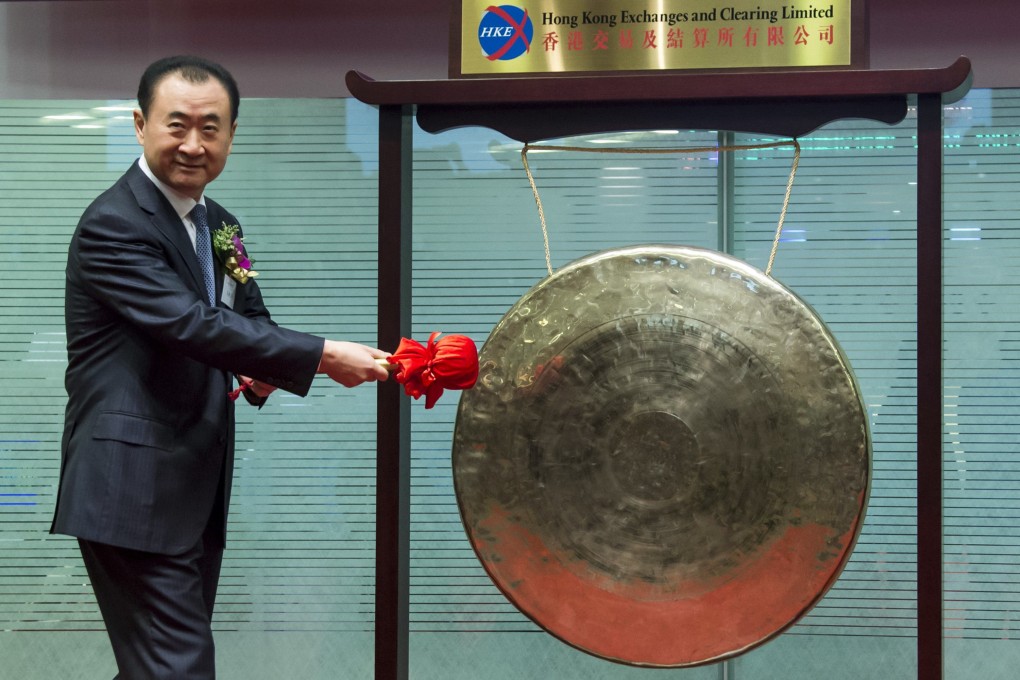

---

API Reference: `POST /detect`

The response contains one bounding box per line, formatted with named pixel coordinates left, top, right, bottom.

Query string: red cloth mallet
left=382, top=331, right=479, bottom=409
left=228, top=332, right=479, bottom=407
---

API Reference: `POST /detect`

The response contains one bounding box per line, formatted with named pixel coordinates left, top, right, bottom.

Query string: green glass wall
left=1, top=90, right=1018, bottom=678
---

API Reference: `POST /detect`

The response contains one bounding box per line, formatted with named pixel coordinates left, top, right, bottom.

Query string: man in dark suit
left=50, top=55, right=390, bottom=679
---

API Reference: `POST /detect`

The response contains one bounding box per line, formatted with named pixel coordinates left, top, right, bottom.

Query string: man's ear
left=227, top=120, right=237, bottom=155
left=133, top=109, right=146, bottom=146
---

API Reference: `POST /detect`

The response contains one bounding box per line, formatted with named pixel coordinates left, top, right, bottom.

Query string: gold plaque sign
left=453, top=0, right=864, bottom=77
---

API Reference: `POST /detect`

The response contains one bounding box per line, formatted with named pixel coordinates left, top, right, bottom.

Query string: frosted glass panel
left=0, top=98, right=378, bottom=679
left=2, top=89, right=1019, bottom=679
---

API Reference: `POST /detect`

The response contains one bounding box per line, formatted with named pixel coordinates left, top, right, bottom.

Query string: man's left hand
left=239, top=375, right=277, bottom=398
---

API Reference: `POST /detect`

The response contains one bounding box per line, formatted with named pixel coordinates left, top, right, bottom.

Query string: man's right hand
left=317, top=340, right=391, bottom=387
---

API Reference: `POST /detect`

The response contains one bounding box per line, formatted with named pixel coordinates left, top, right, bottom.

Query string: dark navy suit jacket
left=51, top=161, right=324, bottom=555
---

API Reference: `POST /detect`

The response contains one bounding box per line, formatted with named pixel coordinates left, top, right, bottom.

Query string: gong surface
left=452, top=245, right=871, bottom=667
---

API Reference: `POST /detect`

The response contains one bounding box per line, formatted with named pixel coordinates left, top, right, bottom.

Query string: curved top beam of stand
left=346, top=57, right=972, bottom=141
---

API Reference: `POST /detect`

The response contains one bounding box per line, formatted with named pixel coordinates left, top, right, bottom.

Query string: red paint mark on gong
left=471, top=504, right=858, bottom=666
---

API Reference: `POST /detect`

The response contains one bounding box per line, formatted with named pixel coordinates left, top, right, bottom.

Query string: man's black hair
left=137, top=55, right=240, bottom=123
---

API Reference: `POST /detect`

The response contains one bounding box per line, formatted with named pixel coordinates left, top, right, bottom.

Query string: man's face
left=133, top=72, right=236, bottom=200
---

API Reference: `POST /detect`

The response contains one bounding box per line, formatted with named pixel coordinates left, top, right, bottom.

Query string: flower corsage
left=212, top=222, right=258, bottom=284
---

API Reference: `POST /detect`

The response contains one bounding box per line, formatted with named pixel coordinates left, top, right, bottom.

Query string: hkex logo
left=477, top=5, right=533, bottom=61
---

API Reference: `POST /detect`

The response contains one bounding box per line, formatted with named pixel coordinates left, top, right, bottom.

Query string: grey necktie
left=190, top=204, right=216, bottom=306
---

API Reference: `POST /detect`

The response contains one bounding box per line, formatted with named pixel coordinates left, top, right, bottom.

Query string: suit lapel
left=125, top=163, right=212, bottom=305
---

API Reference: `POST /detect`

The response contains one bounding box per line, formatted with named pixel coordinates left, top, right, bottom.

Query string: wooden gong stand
left=347, top=56, right=974, bottom=680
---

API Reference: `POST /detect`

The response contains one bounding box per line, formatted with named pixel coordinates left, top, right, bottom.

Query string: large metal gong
left=452, top=245, right=871, bottom=667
